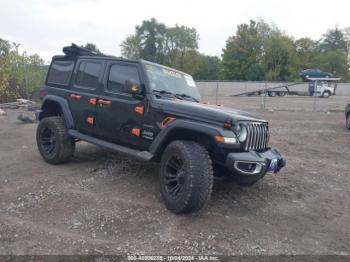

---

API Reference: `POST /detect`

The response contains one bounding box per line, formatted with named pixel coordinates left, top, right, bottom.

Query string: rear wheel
left=160, top=141, right=213, bottom=214
left=36, top=116, right=75, bottom=164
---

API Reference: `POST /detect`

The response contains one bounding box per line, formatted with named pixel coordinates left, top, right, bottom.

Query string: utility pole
left=23, top=51, right=29, bottom=99
left=313, top=80, right=317, bottom=112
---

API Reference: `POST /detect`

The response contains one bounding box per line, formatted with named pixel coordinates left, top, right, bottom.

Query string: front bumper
left=225, top=147, right=286, bottom=176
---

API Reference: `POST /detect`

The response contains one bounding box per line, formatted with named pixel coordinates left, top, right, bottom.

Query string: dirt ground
left=0, top=96, right=350, bottom=256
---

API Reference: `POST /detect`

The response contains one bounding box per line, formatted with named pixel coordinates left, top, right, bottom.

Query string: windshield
left=144, top=63, right=201, bottom=101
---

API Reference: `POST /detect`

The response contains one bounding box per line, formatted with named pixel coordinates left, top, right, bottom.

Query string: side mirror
left=125, top=80, right=143, bottom=97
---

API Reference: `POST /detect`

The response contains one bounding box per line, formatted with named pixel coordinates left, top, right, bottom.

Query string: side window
left=47, top=60, right=74, bottom=86
left=75, top=61, right=102, bottom=89
left=108, top=64, right=140, bottom=93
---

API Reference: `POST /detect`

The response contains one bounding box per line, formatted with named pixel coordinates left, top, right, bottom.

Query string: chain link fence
left=196, top=81, right=350, bottom=112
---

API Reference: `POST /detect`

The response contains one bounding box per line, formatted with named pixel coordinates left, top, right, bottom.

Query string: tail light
left=39, top=88, right=45, bottom=100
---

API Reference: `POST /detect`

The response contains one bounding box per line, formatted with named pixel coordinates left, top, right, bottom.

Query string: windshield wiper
left=152, top=90, right=184, bottom=100
left=175, top=93, right=199, bottom=102
left=152, top=90, right=199, bottom=102
left=152, top=89, right=173, bottom=95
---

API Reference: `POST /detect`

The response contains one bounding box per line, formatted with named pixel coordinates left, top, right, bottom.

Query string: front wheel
left=160, top=141, right=213, bottom=214
left=36, top=116, right=75, bottom=164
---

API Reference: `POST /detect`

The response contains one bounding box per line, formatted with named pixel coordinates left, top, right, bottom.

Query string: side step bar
left=68, top=130, right=153, bottom=161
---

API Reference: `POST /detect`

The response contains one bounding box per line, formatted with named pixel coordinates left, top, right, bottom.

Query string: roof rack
left=62, top=43, right=115, bottom=58
left=62, top=43, right=126, bottom=60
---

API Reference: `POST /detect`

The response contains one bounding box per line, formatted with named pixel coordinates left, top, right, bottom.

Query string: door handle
left=70, top=94, right=81, bottom=100
left=97, top=99, right=112, bottom=105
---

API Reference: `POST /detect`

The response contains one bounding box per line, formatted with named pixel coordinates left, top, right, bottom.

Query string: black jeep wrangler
left=36, top=44, right=286, bottom=214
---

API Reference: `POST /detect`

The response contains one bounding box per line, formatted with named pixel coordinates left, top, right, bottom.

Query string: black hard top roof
left=52, top=43, right=138, bottom=63
left=52, top=43, right=191, bottom=76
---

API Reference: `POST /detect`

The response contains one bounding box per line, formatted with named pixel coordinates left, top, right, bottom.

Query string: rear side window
left=47, top=60, right=74, bottom=86
left=108, top=64, right=140, bottom=93
left=75, top=61, right=102, bottom=89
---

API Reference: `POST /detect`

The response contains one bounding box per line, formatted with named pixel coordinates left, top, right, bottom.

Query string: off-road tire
left=36, top=116, right=75, bottom=164
left=160, top=141, right=213, bottom=214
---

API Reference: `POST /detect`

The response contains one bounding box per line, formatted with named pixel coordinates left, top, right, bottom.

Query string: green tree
left=120, top=18, right=199, bottom=71
left=295, top=37, right=317, bottom=69
left=319, top=27, right=347, bottom=52
left=181, top=51, right=221, bottom=80
left=221, top=20, right=265, bottom=80
left=194, top=55, right=222, bottom=80
left=263, top=33, right=298, bottom=81
left=222, top=19, right=301, bottom=81
left=0, top=39, right=46, bottom=101
left=0, top=38, right=11, bottom=56
left=135, top=18, right=167, bottom=63
left=165, top=25, right=199, bottom=70
left=313, top=50, right=348, bottom=77
left=121, top=35, right=141, bottom=59
left=313, top=27, right=349, bottom=79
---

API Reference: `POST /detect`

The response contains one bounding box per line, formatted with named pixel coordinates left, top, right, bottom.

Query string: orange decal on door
left=131, top=128, right=141, bottom=136
left=87, top=117, right=95, bottom=125
left=89, top=98, right=97, bottom=105
left=134, top=106, right=144, bottom=115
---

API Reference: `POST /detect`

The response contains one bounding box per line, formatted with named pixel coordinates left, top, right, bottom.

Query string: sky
left=1, top=0, right=349, bottom=63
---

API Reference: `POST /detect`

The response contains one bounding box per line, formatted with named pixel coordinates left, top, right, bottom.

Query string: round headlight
left=233, top=124, right=241, bottom=135
left=238, top=124, right=248, bottom=142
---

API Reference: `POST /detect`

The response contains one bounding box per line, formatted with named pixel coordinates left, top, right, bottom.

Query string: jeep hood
left=156, top=99, right=266, bottom=125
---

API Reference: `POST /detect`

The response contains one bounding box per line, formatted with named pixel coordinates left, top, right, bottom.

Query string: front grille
left=243, top=122, right=269, bottom=151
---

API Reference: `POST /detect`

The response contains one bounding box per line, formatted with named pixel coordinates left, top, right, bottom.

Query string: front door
left=96, top=61, right=149, bottom=150
left=69, top=59, right=105, bottom=136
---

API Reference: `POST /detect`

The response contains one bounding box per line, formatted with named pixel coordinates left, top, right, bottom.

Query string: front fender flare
left=149, top=119, right=233, bottom=156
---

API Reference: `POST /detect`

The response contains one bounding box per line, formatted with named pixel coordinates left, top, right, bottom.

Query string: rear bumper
left=225, top=147, right=286, bottom=176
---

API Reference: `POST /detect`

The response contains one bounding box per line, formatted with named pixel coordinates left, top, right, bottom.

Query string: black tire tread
left=37, top=116, right=75, bottom=164
left=160, top=140, right=213, bottom=214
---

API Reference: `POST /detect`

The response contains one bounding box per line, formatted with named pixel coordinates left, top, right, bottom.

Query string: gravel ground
left=0, top=96, right=349, bottom=256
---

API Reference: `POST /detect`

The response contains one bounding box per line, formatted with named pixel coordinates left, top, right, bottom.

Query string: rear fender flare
left=39, top=95, right=75, bottom=129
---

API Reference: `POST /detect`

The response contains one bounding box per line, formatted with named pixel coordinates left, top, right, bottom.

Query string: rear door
left=69, top=59, right=105, bottom=136
left=96, top=61, right=149, bottom=149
